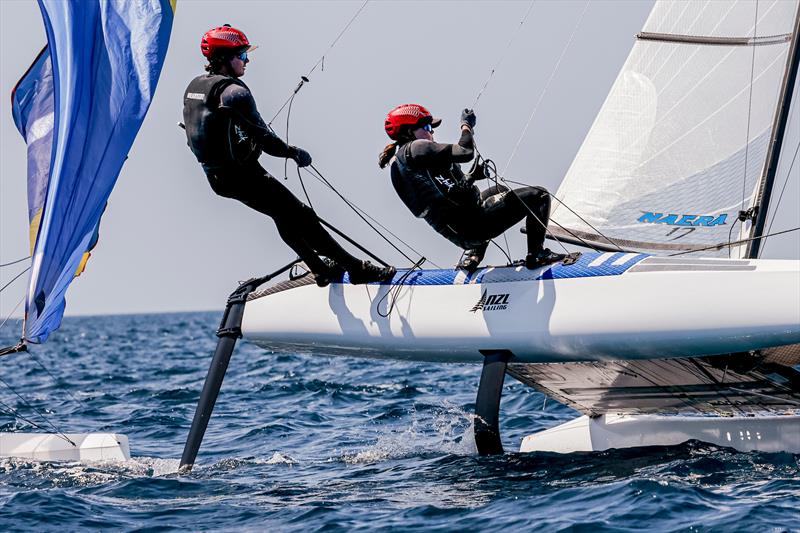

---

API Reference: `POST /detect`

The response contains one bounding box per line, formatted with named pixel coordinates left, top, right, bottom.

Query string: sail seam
left=637, top=31, right=791, bottom=46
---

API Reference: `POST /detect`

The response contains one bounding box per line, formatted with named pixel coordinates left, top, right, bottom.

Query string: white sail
left=552, top=0, right=799, bottom=257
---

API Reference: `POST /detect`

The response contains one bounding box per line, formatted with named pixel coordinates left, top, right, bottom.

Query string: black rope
left=0, top=374, right=76, bottom=446
left=0, top=266, right=30, bottom=294
left=501, top=177, right=625, bottom=253
left=376, top=257, right=425, bottom=318
left=307, top=164, right=421, bottom=265
left=0, top=398, right=67, bottom=436
left=27, top=351, right=89, bottom=411
left=268, top=1, right=370, bottom=125
left=0, top=256, right=30, bottom=268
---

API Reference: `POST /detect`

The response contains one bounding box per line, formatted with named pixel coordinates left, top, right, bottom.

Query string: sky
left=1, top=0, right=798, bottom=320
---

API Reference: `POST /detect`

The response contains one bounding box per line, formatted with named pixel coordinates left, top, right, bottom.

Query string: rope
left=0, top=375, right=76, bottom=446
left=376, top=257, right=425, bottom=318
left=0, top=256, right=30, bottom=268
left=501, top=177, right=624, bottom=252
left=305, top=164, right=426, bottom=266
left=0, top=296, right=24, bottom=333
left=740, top=0, right=760, bottom=216
left=761, top=140, right=800, bottom=256
left=472, top=0, right=537, bottom=108
left=269, top=0, right=370, bottom=124
left=503, top=0, right=590, bottom=176
left=667, top=226, right=800, bottom=256
left=28, top=351, right=89, bottom=411
left=0, top=266, right=30, bottom=294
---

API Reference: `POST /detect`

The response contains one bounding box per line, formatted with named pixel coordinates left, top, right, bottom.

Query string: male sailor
left=379, top=104, right=563, bottom=271
left=183, top=25, right=395, bottom=286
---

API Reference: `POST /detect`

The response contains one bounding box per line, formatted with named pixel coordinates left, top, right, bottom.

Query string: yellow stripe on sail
left=28, top=209, right=43, bottom=254
left=169, top=0, right=176, bottom=13
left=74, top=251, right=92, bottom=277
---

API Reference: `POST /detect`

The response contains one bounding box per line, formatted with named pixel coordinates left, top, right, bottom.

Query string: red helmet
left=201, top=24, right=251, bottom=58
left=384, top=104, right=441, bottom=140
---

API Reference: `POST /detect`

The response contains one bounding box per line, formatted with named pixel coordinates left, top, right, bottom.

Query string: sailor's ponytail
left=378, top=142, right=398, bottom=169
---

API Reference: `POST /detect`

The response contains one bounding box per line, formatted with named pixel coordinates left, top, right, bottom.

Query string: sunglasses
left=421, top=124, right=433, bottom=133
left=236, top=50, right=248, bottom=62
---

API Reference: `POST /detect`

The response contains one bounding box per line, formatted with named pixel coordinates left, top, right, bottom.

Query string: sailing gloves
left=291, top=146, right=312, bottom=168
left=460, top=108, right=476, bottom=130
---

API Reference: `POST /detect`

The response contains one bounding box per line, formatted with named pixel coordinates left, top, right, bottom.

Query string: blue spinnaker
left=11, top=0, right=175, bottom=344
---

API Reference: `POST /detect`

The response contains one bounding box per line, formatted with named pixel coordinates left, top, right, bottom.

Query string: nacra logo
left=470, top=291, right=510, bottom=313
left=637, top=212, right=727, bottom=227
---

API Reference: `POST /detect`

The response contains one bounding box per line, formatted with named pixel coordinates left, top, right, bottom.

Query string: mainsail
left=551, top=0, right=800, bottom=257
left=10, top=0, right=175, bottom=344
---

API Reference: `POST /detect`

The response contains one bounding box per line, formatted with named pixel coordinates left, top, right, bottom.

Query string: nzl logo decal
left=470, top=290, right=510, bottom=313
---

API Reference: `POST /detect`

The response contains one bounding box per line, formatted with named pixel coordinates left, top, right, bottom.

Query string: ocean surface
left=0, top=312, right=797, bottom=531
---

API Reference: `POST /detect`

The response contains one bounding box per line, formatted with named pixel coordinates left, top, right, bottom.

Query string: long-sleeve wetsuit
left=183, top=73, right=365, bottom=276
left=390, top=127, right=550, bottom=257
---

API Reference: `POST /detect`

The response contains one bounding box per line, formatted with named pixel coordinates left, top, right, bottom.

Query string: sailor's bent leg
left=475, top=350, right=513, bottom=455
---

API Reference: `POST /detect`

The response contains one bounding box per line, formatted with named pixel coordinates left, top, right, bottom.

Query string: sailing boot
left=314, top=258, right=345, bottom=288
left=525, top=248, right=567, bottom=269
left=348, top=260, right=396, bottom=285
left=458, top=243, right=488, bottom=273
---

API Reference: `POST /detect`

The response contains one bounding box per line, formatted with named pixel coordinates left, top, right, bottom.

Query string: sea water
left=0, top=312, right=797, bottom=531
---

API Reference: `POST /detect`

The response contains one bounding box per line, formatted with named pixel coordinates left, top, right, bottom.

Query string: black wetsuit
left=390, top=128, right=550, bottom=257
left=182, top=73, right=364, bottom=275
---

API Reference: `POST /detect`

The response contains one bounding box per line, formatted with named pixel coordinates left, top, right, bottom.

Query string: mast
left=747, top=5, right=800, bottom=258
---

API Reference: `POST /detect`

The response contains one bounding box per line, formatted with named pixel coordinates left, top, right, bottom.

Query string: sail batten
left=552, top=0, right=799, bottom=257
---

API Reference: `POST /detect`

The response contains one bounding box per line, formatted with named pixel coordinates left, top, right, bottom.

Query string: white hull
left=243, top=254, right=800, bottom=363
left=0, top=433, right=130, bottom=462
left=520, top=414, right=800, bottom=454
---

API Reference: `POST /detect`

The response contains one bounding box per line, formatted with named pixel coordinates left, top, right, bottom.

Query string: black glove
left=466, top=157, right=489, bottom=182
left=291, top=146, right=312, bottom=168
left=460, top=108, right=476, bottom=130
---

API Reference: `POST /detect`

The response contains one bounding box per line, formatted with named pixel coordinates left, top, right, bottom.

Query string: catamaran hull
left=243, top=253, right=800, bottom=363
left=520, top=413, right=800, bottom=454
left=0, top=433, right=130, bottom=462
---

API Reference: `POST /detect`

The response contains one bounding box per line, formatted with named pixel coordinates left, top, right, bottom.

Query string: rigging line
left=761, top=140, right=800, bottom=256
left=0, top=266, right=30, bottom=295
left=376, top=257, right=425, bottom=318
left=0, top=256, right=30, bottom=268
left=497, top=177, right=570, bottom=255
left=27, top=351, right=89, bottom=411
left=501, top=177, right=623, bottom=252
left=726, top=216, right=740, bottom=259
left=0, top=296, right=24, bottom=333
left=473, top=144, right=512, bottom=261
left=503, top=0, right=590, bottom=176
left=472, top=0, right=537, bottom=109
left=0, top=398, right=69, bottom=437
left=0, top=375, right=76, bottom=446
left=489, top=239, right=513, bottom=264
left=269, top=0, right=370, bottom=124
left=347, top=201, right=442, bottom=269
left=305, top=164, right=420, bottom=265
left=740, top=0, right=760, bottom=215
left=668, top=226, right=800, bottom=256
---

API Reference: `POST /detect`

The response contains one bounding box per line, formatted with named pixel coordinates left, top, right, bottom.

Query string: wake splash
left=343, top=401, right=477, bottom=464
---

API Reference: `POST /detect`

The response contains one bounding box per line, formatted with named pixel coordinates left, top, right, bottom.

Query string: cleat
left=348, top=261, right=396, bottom=285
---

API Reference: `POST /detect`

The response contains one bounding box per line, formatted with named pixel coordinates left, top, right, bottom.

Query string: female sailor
left=378, top=104, right=562, bottom=271
left=183, top=25, right=395, bottom=286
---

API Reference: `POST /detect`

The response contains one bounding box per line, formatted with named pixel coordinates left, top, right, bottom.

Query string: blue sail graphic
left=10, top=0, right=175, bottom=344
